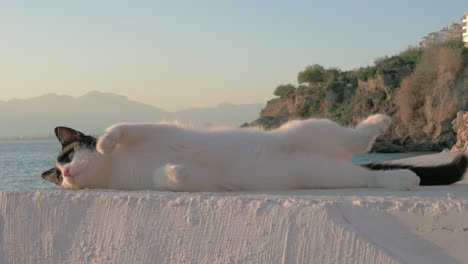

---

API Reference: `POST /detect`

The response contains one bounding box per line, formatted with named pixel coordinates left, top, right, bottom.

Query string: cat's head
left=41, top=127, right=101, bottom=189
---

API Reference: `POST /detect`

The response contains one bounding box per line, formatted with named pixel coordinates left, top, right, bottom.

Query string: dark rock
left=249, top=116, right=288, bottom=130
left=371, top=142, right=406, bottom=153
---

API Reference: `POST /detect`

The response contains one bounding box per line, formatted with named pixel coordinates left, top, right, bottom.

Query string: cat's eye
left=57, top=149, right=74, bottom=164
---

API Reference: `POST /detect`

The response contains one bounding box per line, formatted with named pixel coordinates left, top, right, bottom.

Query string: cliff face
left=448, top=111, right=468, bottom=152
left=389, top=47, right=468, bottom=152
left=249, top=46, right=468, bottom=152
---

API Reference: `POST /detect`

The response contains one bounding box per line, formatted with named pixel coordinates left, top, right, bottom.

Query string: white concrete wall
left=1, top=186, right=467, bottom=264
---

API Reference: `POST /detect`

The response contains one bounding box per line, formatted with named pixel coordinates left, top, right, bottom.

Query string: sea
left=0, top=140, right=435, bottom=191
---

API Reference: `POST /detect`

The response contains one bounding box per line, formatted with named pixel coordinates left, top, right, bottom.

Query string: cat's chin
left=61, top=181, right=79, bottom=190
left=62, top=173, right=86, bottom=189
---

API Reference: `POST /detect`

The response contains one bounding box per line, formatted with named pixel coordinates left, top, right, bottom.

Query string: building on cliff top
left=463, top=13, right=468, bottom=47
left=420, top=13, right=468, bottom=48
left=420, top=22, right=463, bottom=48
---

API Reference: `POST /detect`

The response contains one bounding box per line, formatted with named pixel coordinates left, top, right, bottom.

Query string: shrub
left=443, top=38, right=464, bottom=49
left=273, top=84, right=296, bottom=98
left=298, top=64, right=325, bottom=85
left=356, top=66, right=377, bottom=81
left=323, top=67, right=341, bottom=84
left=396, top=46, right=463, bottom=125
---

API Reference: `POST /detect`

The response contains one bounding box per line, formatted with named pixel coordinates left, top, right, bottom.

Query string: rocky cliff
left=249, top=45, right=468, bottom=152
left=447, top=111, right=468, bottom=152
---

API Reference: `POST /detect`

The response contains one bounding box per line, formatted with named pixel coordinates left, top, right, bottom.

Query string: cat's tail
left=362, top=154, right=467, bottom=186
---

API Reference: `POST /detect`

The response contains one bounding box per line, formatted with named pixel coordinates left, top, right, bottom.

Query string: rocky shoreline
left=373, top=111, right=467, bottom=153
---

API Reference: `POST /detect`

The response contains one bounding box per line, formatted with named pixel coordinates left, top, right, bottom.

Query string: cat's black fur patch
left=41, top=127, right=97, bottom=186
left=363, top=154, right=467, bottom=186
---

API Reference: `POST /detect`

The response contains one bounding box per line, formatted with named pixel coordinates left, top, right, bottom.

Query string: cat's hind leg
left=348, top=114, right=392, bottom=154
left=356, top=114, right=392, bottom=135
left=275, top=115, right=391, bottom=160
left=265, top=154, right=419, bottom=191
left=368, top=169, right=420, bottom=190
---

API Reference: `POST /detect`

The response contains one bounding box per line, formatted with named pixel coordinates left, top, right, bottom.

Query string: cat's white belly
left=108, top=151, right=168, bottom=190
left=103, top=140, right=265, bottom=191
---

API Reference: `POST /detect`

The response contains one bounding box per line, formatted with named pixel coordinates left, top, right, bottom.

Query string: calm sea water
left=0, top=140, right=435, bottom=191
left=0, top=140, right=59, bottom=191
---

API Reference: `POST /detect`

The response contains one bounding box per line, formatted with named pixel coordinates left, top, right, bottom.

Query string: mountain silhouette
left=0, top=91, right=263, bottom=139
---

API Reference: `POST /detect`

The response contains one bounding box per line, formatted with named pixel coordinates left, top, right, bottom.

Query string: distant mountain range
left=0, top=91, right=264, bottom=139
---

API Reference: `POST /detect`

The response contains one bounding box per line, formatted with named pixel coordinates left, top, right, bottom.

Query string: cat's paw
left=96, top=130, right=121, bottom=154
left=372, top=170, right=420, bottom=191
left=165, top=164, right=190, bottom=184
left=361, top=114, right=392, bottom=134
left=153, top=164, right=191, bottom=190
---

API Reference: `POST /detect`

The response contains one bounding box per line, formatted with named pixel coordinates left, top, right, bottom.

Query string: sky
left=0, top=1, right=466, bottom=111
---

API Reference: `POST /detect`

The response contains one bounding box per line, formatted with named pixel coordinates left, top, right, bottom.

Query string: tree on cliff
left=298, top=64, right=325, bottom=86
left=323, top=67, right=341, bottom=84
left=273, top=84, right=296, bottom=98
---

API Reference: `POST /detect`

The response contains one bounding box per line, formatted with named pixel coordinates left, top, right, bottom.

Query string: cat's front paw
left=153, top=164, right=191, bottom=191
left=96, top=130, right=121, bottom=154
left=165, top=164, right=190, bottom=184
left=361, top=114, right=392, bottom=134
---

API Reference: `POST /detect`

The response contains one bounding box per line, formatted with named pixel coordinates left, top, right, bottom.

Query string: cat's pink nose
left=63, top=168, right=72, bottom=177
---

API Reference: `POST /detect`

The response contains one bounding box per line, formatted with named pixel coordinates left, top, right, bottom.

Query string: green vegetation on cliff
left=252, top=39, right=468, bottom=152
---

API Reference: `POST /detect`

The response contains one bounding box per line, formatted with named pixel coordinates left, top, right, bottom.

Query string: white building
left=463, top=13, right=468, bottom=47
left=420, top=23, right=463, bottom=48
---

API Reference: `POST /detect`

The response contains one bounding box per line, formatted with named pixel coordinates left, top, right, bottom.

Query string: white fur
left=59, top=114, right=419, bottom=191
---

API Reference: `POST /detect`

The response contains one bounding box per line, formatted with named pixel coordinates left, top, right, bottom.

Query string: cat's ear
left=54, top=127, right=85, bottom=146
left=41, top=168, right=61, bottom=186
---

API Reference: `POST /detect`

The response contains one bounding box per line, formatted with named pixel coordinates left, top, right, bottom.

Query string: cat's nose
left=63, top=168, right=72, bottom=177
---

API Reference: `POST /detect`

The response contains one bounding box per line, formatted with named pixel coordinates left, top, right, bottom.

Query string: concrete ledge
left=1, top=186, right=468, bottom=264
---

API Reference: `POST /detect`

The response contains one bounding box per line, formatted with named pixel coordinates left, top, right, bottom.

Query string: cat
left=41, top=114, right=467, bottom=191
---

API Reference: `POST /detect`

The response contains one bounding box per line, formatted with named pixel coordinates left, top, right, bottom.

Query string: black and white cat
left=41, top=114, right=467, bottom=191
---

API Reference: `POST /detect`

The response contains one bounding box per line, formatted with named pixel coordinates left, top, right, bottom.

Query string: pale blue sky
left=0, top=1, right=466, bottom=110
